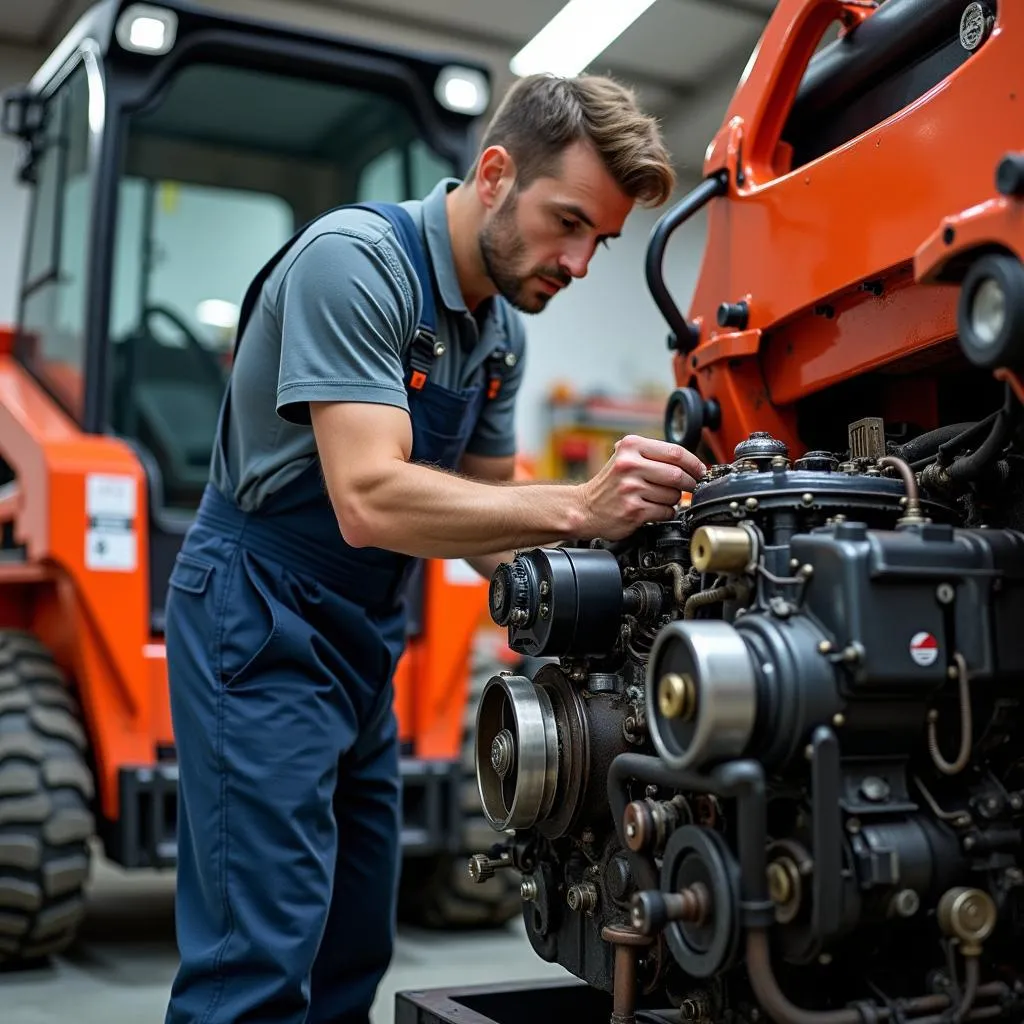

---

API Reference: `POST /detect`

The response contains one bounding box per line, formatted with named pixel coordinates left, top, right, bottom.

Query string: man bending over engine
left=163, top=71, right=704, bottom=1024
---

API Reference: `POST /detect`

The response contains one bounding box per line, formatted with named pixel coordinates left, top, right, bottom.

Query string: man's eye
left=560, top=218, right=578, bottom=232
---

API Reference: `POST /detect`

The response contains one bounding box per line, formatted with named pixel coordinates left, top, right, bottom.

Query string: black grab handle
left=645, top=170, right=729, bottom=354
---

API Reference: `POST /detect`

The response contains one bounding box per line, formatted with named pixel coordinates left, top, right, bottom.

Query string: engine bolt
left=832, top=713, right=846, bottom=727
left=802, top=493, right=814, bottom=506
left=521, top=876, right=538, bottom=902
left=891, top=889, right=921, bottom=918
left=567, top=882, right=598, bottom=915
left=745, top=497, right=759, bottom=510
left=623, top=802, right=650, bottom=851
left=468, top=853, right=506, bottom=883
left=658, top=672, right=696, bottom=721
left=1011, top=793, right=1023, bottom=811
left=936, top=583, right=955, bottom=604
left=818, top=640, right=833, bottom=654
left=490, top=729, right=515, bottom=778
left=860, top=776, right=890, bottom=802
left=539, top=580, right=550, bottom=597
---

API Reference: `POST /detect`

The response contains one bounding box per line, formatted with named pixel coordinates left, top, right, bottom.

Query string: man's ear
left=474, top=145, right=516, bottom=210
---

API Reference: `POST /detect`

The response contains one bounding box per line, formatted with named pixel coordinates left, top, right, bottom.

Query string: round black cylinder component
left=957, top=253, right=1024, bottom=370
left=664, top=387, right=719, bottom=451
left=717, top=300, right=749, bottom=330
left=852, top=815, right=965, bottom=926
left=793, top=451, right=839, bottom=472
left=490, top=547, right=625, bottom=658
left=647, top=612, right=847, bottom=774
left=734, top=431, right=789, bottom=464
left=736, top=615, right=844, bottom=771
left=996, top=153, right=1024, bottom=198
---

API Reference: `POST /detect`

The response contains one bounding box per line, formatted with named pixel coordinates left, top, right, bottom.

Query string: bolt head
left=468, top=854, right=494, bottom=883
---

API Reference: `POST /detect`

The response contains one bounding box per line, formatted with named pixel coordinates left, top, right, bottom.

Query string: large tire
left=0, top=630, right=96, bottom=967
left=397, top=640, right=522, bottom=930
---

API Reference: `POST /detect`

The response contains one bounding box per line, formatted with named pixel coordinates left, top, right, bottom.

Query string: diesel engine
left=469, top=423, right=1024, bottom=1024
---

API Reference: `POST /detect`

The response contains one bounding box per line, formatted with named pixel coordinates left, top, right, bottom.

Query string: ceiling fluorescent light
left=510, top=0, right=659, bottom=79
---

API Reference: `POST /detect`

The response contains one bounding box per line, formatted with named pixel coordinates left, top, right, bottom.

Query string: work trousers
left=163, top=518, right=405, bottom=1024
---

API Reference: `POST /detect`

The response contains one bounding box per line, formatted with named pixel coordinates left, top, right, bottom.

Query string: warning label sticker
left=84, top=473, right=137, bottom=573
left=909, top=631, right=939, bottom=667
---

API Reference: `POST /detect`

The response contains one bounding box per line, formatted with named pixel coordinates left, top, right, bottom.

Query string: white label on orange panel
left=86, top=474, right=136, bottom=519
left=85, top=527, right=137, bottom=572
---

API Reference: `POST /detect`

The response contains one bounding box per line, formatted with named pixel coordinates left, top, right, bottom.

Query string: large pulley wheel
left=660, top=825, right=741, bottom=978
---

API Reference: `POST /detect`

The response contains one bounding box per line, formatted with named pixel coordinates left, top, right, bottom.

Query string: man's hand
left=577, top=434, right=705, bottom=541
left=310, top=403, right=705, bottom=557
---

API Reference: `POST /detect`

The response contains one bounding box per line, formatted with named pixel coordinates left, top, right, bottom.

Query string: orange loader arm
left=0, top=328, right=163, bottom=825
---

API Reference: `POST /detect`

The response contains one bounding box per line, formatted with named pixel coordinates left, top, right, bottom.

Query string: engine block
left=470, top=430, right=1024, bottom=1024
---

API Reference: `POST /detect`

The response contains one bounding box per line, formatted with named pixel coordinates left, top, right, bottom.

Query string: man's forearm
left=332, top=457, right=589, bottom=558
left=465, top=550, right=516, bottom=581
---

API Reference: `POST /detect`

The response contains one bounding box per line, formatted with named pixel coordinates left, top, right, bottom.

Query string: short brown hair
left=472, top=73, right=676, bottom=207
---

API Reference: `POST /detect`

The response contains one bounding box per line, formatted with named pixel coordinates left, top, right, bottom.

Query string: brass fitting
left=658, top=672, right=696, bottom=721
left=937, top=887, right=997, bottom=955
left=690, top=524, right=756, bottom=574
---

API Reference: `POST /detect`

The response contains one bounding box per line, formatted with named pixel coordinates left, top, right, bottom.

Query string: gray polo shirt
left=211, top=178, right=527, bottom=512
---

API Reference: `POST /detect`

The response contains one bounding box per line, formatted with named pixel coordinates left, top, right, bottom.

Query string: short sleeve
left=464, top=306, right=527, bottom=458
left=271, top=227, right=417, bottom=426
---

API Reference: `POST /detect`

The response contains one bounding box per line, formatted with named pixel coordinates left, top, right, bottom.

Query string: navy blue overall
left=164, top=204, right=508, bottom=1024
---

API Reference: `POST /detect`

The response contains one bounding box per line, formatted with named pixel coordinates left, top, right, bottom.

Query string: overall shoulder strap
left=232, top=201, right=438, bottom=358
left=350, top=202, right=437, bottom=338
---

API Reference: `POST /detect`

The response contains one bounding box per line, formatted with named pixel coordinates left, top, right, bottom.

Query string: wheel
left=396, top=636, right=522, bottom=929
left=957, top=253, right=1024, bottom=369
left=0, top=630, right=96, bottom=967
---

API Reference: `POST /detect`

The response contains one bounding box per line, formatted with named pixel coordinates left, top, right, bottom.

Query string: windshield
left=107, top=60, right=456, bottom=510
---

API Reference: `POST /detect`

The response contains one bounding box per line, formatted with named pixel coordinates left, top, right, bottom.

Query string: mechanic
left=163, top=71, right=704, bottom=1024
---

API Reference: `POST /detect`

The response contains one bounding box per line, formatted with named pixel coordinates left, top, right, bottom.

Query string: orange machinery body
left=678, top=0, right=1023, bottom=459
left=0, top=323, right=488, bottom=824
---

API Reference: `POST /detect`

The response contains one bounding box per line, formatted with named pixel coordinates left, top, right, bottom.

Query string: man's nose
left=559, top=249, right=590, bottom=280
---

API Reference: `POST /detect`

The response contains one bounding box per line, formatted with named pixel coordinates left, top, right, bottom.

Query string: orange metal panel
left=675, top=0, right=1023, bottom=463
left=413, top=558, right=490, bottom=761
left=0, top=356, right=151, bottom=821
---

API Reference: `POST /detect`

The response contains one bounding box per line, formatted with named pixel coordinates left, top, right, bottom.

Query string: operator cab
left=3, top=0, right=489, bottom=629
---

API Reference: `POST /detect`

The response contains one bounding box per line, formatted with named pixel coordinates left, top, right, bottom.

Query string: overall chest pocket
left=408, top=380, right=484, bottom=469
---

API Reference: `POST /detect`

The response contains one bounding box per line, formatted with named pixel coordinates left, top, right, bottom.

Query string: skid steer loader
left=0, top=0, right=521, bottom=967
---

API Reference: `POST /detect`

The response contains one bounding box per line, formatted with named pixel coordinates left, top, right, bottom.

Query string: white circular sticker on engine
left=909, top=631, right=939, bottom=667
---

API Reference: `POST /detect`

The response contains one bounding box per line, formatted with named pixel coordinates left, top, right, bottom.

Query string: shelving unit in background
left=538, top=383, right=669, bottom=481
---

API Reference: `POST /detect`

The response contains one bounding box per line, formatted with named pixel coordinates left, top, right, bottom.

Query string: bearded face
left=477, top=186, right=573, bottom=314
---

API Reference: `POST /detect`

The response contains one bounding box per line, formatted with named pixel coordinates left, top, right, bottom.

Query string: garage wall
left=0, top=8, right=713, bottom=456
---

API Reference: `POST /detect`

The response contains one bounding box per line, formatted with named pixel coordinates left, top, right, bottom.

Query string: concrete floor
left=0, top=850, right=569, bottom=1024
